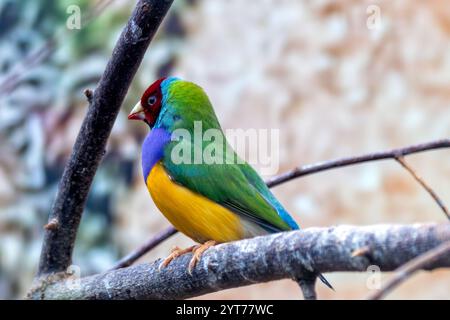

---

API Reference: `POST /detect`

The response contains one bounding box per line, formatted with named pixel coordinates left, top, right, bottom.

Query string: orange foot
left=158, top=240, right=217, bottom=274
left=188, top=240, right=217, bottom=274
left=158, top=244, right=197, bottom=271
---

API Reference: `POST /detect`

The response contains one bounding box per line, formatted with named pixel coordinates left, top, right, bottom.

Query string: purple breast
left=141, top=128, right=171, bottom=180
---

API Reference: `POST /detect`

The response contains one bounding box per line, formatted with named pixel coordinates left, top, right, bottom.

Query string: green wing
left=162, top=138, right=295, bottom=233
left=158, top=79, right=298, bottom=233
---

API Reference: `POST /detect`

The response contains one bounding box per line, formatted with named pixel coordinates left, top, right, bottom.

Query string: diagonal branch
left=110, top=226, right=178, bottom=270
left=37, top=0, right=174, bottom=276
left=111, top=138, right=450, bottom=270
left=265, top=139, right=450, bottom=187
left=395, top=156, right=449, bottom=220
left=0, top=0, right=116, bottom=96
left=367, top=240, right=450, bottom=300
left=29, top=223, right=450, bottom=300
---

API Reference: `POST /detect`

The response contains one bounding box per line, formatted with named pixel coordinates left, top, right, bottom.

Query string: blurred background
left=0, top=0, right=449, bottom=299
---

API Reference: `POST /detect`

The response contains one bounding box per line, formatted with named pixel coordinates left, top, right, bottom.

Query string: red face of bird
left=128, top=77, right=166, bottom=127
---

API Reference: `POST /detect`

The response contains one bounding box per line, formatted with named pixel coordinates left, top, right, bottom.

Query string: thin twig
left=395, top=156, right=450, bottom=220
left=29, top=223, right=450, bottom=300
left=265, top=139, right=450, bottom=187
left=111, top=139, right=450, bottom=270
left=367, top=240, right=450, bottom=300
left=111, top=226, right=177, bottom=270
left=109, top=226, right=177, bottom=270
left=0, top=38, right=56, bottom=95
left=0, top=0, right=116, bottom=96
left=36, top=0, right=174, bottom=276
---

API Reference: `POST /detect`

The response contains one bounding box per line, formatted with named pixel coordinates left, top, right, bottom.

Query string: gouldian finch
left=128, top=77, right=331, bottom=289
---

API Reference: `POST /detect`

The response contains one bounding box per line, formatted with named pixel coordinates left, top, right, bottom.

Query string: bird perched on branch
left=128, top=77, right=332, bottom=289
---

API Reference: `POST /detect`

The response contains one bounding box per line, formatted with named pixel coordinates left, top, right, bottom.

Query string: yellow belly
left=146, top=162, right=246, bottom=243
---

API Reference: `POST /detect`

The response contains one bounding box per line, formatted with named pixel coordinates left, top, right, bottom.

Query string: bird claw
left=187, top=240, right=217, bottom=275
left=158, top=245, right=197, bottom=271
left=158, top=241, right=217, bottom=274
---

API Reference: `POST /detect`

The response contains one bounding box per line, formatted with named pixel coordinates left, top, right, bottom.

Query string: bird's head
left=128, top=77, right=167, bottom=127
left=129, top=77, right=220, bottom=132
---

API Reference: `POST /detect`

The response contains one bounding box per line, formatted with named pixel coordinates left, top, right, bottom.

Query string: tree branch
left=265, top=139, right=450, bottom=187
left=367, top=240, right=450, bottom=300
left=29, top=223, right=450, bottom=300
left=395, top=156, right=449, bottom=220
left=37, top=0, right=174, bottom=276
left=111, top=138, right=450, bottom=270
left=0, top=0, right=115, bottom=96
left=296, top=276, right=318, bottom=300
left=110, top=226, right=178, bottom=270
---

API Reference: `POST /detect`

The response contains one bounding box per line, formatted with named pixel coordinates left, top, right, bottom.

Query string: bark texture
left=31, top=223, right=450, bottom=299
left=37, top=0, right=174, bottom=276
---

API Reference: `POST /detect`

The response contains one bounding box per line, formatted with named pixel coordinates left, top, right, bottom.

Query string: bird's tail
left=318, top=273, right=334, bottom=290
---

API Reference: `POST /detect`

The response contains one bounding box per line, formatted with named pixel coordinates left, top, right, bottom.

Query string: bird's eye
left=148, top=95, right=157, bottom=106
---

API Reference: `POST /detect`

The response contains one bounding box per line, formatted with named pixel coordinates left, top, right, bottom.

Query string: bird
left=128, top=76, right=332, bottom=289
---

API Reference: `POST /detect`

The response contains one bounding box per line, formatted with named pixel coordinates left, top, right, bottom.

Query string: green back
left=157, top=79, right=294, bottom=232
